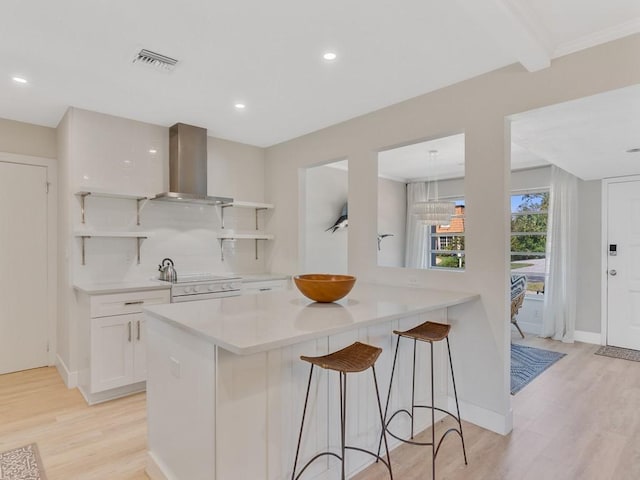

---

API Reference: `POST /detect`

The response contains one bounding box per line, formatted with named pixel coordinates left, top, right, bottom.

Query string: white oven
left=163, top=274, right=242, bottom=302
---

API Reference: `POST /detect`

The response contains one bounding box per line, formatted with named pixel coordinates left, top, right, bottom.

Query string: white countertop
left=73, top=280, right=171, bottom=294
left=144, top=282, right=479, bottom=355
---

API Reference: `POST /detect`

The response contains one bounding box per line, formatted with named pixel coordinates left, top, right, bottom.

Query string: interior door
left=607, top=179, right=640, bottom=350
left=0, top=161, right=49, bottom=374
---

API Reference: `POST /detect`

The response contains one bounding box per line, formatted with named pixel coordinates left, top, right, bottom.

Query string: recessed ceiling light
left=323, top=52, right=337, bottom=61
left=234, top=103, right=246, bottom=110
left=12, top=76, right=28, bottom=84
left=149, top=149, right=157, bottom=154
left=626, top=147, right=640, bottom=153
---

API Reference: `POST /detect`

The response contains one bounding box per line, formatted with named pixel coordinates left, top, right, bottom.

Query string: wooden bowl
left=293, top=274, right=356, bottom=303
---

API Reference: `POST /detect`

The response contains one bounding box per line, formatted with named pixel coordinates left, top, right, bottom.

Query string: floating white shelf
left=219, top=201, right=274, bottom=209
left=73, top=230, right=151, bottom=266
left=74, top=230, right=152, bottom=238
left=217, top=233, right=274, bottom=240
left=75, top=188, right=149, bottom=200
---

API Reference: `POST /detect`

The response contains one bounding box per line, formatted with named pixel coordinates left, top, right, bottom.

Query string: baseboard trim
left=79, top=382, right=146, bottom=406
left=146, top=451, right=174, bottom=480
left=55, top=354, right=78, bottom=388
left=450, top=397, right=512, bottom=435
left=574, top=330, right=602, bottom=345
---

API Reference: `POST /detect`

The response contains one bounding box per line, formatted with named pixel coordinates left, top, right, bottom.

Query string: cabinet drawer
left=241, top=279, right=288, bottom=295
left=90, top=289, right=170, bottom=318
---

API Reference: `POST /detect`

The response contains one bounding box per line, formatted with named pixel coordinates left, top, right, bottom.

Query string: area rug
left=0, top=443, right=47, bottom=480
left=511, top=344, right=566, bottom=395
left=595, top=345, right=640, bottom=362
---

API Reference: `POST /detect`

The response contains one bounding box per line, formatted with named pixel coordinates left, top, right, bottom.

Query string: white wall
left=0, top=117, right=56, bottom=159
left=303, top=164, right=348, bottom=273
left=576, top=180, right=602, bottom=333
left=264, top=35, right=640, bottom=434
left=377, top=177, right=406, bottom=267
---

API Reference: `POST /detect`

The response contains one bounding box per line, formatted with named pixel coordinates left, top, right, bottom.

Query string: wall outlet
left=408, top=277, right=418, bottom=286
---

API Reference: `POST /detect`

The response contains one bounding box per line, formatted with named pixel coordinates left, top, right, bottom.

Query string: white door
left=607, top=179, right=640, bottom=350
left=0, top=161, right=49, bottom=374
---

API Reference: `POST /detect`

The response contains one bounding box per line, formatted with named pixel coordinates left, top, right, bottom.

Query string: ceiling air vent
left=133, top=49, right=178, bottom=71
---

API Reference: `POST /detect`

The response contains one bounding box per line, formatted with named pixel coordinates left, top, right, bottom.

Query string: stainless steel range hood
left=152, top=123, right=233, bottom=205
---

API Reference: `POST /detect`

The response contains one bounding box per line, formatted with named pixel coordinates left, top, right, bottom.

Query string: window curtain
left=405, top=182, right=429, bottom=268
left=542, top=165, right=579, bottom=342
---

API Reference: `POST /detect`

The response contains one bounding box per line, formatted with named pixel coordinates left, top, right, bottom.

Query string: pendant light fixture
left=411, top=149, right=455, bottom=225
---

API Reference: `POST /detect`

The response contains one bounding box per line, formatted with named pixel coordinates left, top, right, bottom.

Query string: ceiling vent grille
left=133, top=49, right=178, bottom=71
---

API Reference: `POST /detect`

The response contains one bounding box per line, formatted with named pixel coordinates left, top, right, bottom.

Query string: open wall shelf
left=73, top=230, right=151, bottom=266
left=75, top=188, right=149, bottom=225
left=219, top=201, right=274, bottom=230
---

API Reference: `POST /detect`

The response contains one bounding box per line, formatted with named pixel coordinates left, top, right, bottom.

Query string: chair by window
left=511, top=274, right=527, bottom=338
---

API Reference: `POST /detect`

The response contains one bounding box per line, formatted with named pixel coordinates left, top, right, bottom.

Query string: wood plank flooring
left=356, top=335, right=640, bottom=480
left=0, top=368, right=147, bottom=479
left=1, top=335, right=639, bottom=479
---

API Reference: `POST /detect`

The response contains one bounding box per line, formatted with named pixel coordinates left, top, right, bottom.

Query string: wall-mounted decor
left=326, top=202, right=348, bottom=233
left=377, top=233, right=394, bottom=251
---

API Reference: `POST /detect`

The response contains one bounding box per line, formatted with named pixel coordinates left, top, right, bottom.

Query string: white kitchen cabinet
left=91, top=313, right=139, bottom=392
left=77, top=286, right=170, bottom=404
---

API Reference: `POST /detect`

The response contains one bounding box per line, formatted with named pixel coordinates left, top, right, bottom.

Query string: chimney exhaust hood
left=152, top=123, right=233, bottom=205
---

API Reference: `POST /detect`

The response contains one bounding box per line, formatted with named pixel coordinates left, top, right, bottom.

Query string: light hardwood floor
left=0, top=369, right=148, bottom=479
left=1, top=335, right=639, bottom=479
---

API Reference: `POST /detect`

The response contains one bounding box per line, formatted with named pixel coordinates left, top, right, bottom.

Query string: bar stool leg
left=340, top=372, right=347, bottom=480
left=430, top=341, right=436, bottom=480
left=446, top=337, right=468, bottom=465
left=377, top=335, right=400, bottom=461
left=372, top=365, right=394, bottom=479
left=411, top=338, right=417, bottom=439
left=292, top=365, right=315, bottom=480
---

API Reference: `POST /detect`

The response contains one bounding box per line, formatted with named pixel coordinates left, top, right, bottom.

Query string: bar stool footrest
left=293, top=452, right=342, bottom=480
left=294, top=447, right=392, bottom=480
left=384, top=406, right=464, bottom=452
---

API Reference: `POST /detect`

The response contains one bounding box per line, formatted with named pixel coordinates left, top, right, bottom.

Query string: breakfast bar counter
left=143, top=283, right=479, bottom=480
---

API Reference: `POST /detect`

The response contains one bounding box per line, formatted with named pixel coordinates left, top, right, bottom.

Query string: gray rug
left=595, top=345, right=640, bottom=362
left=511, top=344, right=566, bottom=395
left=0, top=443, right=47, bottom=480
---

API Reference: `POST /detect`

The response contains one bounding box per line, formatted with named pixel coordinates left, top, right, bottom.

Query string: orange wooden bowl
left=293, top=274, right=356, bottom=303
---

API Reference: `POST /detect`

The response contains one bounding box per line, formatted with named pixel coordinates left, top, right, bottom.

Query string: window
left=511, top=192, right=548, bottom=294
left=428, top=201, right=465, bottom=270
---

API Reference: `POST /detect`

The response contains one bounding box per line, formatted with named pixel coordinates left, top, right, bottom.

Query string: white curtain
left=405, top=182, right=430, bottom=268
left=542, top=166, right=579, bottom=342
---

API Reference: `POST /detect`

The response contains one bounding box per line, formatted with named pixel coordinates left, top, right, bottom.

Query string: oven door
left=171, top=290, right=241, bottom=303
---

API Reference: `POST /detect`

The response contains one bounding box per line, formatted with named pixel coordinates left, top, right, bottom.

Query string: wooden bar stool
left=291, top=341, right=393, bottom=480
left=377, top=321, right=467, bottom=479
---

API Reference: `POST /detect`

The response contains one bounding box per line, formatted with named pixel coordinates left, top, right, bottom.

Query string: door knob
left=609, top=269, right=617, bottom=276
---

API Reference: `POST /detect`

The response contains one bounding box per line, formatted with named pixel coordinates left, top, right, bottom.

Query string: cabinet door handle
left=128, top=321, right=132, bottom=342
left=124, top=300, right=144, bottom=306
left=137, top=320, right=141, bottom=341
left=259, top=288, right=272, bottom=291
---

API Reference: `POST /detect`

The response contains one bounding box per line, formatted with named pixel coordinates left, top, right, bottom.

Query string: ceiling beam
left=454, top=0, right=551, bottom=72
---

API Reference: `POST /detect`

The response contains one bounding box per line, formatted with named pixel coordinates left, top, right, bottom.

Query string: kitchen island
left=143, top=282, right=478, bottom=480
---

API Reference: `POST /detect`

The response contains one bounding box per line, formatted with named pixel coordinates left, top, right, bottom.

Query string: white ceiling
left=2, top=0, right=639, bottom=147
left=511, top=84, right=640, bottom=180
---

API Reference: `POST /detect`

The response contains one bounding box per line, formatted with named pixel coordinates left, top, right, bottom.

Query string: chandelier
left=411, top=150, right=455, bottom=225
